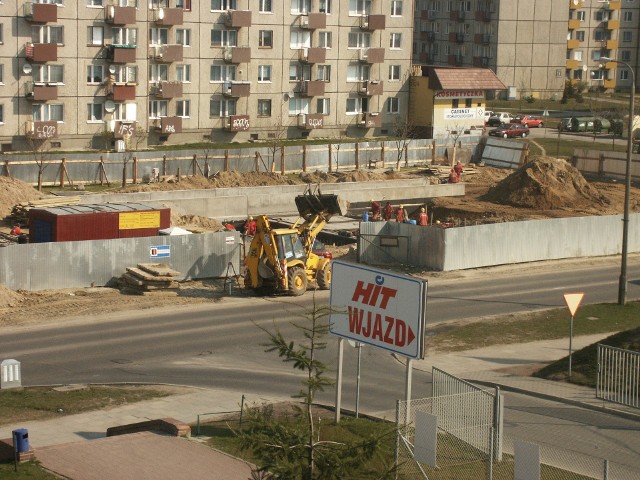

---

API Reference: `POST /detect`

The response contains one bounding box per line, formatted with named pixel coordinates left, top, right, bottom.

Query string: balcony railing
left=152, top=116, right=182, bottom=134
left=225, top=115, right=250, bottom=132
left=23, top=2, right=57, bottom=23
left=223, top=46, right=251, bottom=64
left=224, top=10, right=252, bottom=28
left=105, top=5, right=136, bottom=25
left=297, top=113, right=324, bottom=130
left=25, top=42, right=57, bottom=62
left=25, top=120, right=59, bottom=139
left=24, top=81, right=58, bottom=101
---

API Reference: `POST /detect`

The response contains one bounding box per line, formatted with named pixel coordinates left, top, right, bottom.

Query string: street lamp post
left=601, top=57, right=636, bottom=305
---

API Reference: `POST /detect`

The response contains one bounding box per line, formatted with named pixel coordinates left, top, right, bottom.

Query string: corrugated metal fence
left=0, top=231, right=241, bottom=291
left=597, top=344, right=640, bottom=409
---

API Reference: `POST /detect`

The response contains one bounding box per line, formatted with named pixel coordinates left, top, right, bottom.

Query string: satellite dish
left=108, top=65, right=116, bottom=74
left=158, top=8, right=165, bottom=19
left=22, top=63, right=32, bottom=74
left=104, top=100, right=116, bottom=113
left=283, top=93, right=290, bottom=101
left=573, top=0, right=579, bottom=5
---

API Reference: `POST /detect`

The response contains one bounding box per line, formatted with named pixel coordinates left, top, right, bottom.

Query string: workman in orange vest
left=370, top=199, right=381, bottom=220
left=418, top=207, right=428, bottom=226
left=395, top=205, right=407, bottom=223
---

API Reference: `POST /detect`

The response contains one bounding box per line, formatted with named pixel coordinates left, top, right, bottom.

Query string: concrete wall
left=0, top=231, right=241, bottom=291
left=81, top=180, right=465, bottom=219
left=360, top=214, right=640, bottom=271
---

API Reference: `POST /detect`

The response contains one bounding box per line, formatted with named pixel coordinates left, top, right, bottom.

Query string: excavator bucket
left=295, top=185, right=347, bottom=219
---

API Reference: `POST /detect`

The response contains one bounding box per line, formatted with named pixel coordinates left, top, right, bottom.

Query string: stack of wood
left=426, top=163, right=478, bottom=183
left=119, top=263, right=181, bottom=296
left=8, top=196, right=82, bottom=226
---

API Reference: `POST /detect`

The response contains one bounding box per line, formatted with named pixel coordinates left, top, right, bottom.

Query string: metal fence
left=597, top=344, right=640, bottom=409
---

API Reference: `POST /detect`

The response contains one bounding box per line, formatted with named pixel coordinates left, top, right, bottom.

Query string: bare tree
left=446, top=123, right=466, bottom=167
left=331, top=125, right=348, bottom=172
left=392, top=116, right=416, bottom=169
left=266, top=116, right=287, bottom=173
left=131, top=125, right=147, bottom=151
left=26, top=134, right=52, bottom=192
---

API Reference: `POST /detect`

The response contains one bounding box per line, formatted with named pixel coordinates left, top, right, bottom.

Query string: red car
left=488, top=123, right=529, bottom=138
left=512, top=115, right=544, bottom=128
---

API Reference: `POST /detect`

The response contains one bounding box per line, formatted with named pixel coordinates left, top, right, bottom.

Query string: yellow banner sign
left=119, top=211, right=161, bottom=230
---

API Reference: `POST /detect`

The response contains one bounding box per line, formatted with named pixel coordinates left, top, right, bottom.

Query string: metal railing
left=597, top=344, right=640, bottom=408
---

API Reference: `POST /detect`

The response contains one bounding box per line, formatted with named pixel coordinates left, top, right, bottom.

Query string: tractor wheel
left=287, top=267, right=307, bottom=296
left=317, top=262, right=332, bottom=290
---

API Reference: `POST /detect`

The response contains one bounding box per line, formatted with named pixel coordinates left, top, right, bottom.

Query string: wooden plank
left=137, top=263, right=181, bottom=277
left=125, top=267, right=175, bottom=283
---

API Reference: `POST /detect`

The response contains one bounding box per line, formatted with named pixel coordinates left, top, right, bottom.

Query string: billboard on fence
left=329, top=260, right=427, bottom=359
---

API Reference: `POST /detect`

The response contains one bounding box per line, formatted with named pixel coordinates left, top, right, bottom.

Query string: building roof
left=33, top=203, right=163, bottom=216
left=425, top=67, right=506, bottom=91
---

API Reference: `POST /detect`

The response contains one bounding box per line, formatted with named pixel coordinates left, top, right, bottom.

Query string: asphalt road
left=2, top=255, right=639, bottom=470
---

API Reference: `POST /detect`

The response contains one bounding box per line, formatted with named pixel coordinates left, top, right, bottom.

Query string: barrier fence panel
left=597, top=344, right=640, bottom=409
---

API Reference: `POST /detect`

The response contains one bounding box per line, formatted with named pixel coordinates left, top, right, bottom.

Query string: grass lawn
left=0, top=461, right=59, bottom=479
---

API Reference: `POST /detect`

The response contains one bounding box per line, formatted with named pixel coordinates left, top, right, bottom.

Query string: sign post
left=563, top=293, right=584, bottom=379
left=330, top=261, right=427, bottom=422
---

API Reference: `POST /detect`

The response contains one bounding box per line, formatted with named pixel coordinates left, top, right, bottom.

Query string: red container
left=28, top=203, right=171, bottom=243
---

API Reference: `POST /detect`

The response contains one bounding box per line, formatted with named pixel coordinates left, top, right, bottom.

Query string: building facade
left=566, top=0, right=639, bottom=93
left=0, top=0, right=413, bottom=150
left=412, top=0, right=568, bottom=99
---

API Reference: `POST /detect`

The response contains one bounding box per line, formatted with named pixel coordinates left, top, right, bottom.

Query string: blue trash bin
left=13, top=429, right=29, bottom=452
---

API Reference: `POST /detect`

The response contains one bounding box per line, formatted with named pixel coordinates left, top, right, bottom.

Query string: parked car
left=558, top=117, right=572, bottom=132
left=512, top=115, right=544, bottom=128
left=486, top=112, right=513, bottom=127
left=312, top=239, right=333, bottom=259
left=484, top=110, right=495, bottom=125
left=489, top=123, right=529, bottom=138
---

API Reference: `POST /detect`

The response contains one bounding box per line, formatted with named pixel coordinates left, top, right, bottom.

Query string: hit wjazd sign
left=330, top=261, right=427, bottom=359
left=119, top=211, right=161, bottom=230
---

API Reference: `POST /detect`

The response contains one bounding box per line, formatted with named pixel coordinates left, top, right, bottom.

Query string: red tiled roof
left=429, top=68, right=506, bottom=91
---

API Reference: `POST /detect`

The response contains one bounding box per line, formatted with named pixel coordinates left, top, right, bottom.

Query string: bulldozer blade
left=295, top=190, right=347, bottom=218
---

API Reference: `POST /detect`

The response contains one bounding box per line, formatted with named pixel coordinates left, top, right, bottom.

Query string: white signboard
left=443, top=107, right=484, bottom=120
left=329, top=261, right=427, bottom=359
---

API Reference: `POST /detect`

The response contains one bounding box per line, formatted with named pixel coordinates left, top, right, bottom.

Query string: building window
left=149, top=64, right=168, bottom=82
left=390, top=33, right=402, bottom=49
left=576, top=11, right=585, bottom=21
left=349, top=0, right=372, bottom=15
left=317, top=97, right=330, bottom=115
left=112, top=27, right=137, bottom=46
left=33, top=64, right=64, bottom=84
left=318, top=31, right=332, bottom=48
left=387, top=97, right=399, bottom=113
left=622, top=31, right=632, bottom=42
left=621, top=50, right=631, bottom=62
left=113, top=103, right=137, bottom=121
left=288, top=97, right=309, bottom=115
left=211, top=29, right=237, bottom=47
left=149, top=100, right=168, bottom=119
left=176, top=0, right=192, bottom=10
left=620, top=69, right=629, bottom=80
left=346, top=64, right=370, bottom=82
left=32, top=26, right=64, bottom=45
left=33, top=104, right=64, bottom=122
left=87, top=26, right=103, bottom=46
left=87, top=103, right=103, bottom=122
left=112, top=65, right=137, bottom=83
left=623, top=11, right=633, bottom=22
left=258, top=99, right=272, bottom=116
left=317, top=64, right=331, bottom=82
left=210, top=64, right=236, bottom=82
left=390, top=0, right=403, bottom=16
left=150, top=28, right=169, bottom=45
left=258, top=30, right=273, bottom=48
left=389, top=65, right=401, bottom=81
left=289, top=63, right=311, bottom=81
left=0, top=65, right=4, bottom=84
left=87, top=0, right=103, bottom=6
left=575, top=31, right=585, bottom=41
left=257, top=65, right=272, bottom=82
left=290, top=31, right=311, bottom=49
left=0, top=105, right=4, bottom=124
left=259, top=0, right=272, bottom=13
left=176, top=64, right=191, bottom=82
left=346, top=97, right=368, bottom=114
left=211, top=0, right=237, bottom=10
left=176, top=100, right=190, bottom=118
left=291, top=0, right=311, bottom=15
left=348, top=32, right=371, bottom=48
left=176, top=29, right=191, bottom=46
left=210, top=99, right=237, bottom=117
left=87, top=65, right=104, bottom=84
left=319, top=0, right=332, bottom=14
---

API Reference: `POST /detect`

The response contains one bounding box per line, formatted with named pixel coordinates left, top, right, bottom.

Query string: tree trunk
left=37, top=169, right=43, bottom=192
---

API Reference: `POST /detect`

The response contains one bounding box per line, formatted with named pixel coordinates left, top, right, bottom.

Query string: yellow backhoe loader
left=244, top=185, right=347, bottom=296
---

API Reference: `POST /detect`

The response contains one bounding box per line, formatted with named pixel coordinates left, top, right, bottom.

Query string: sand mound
left=481, top=157, right=610, bottom=210
left=171, top=214, right=224, bottom=232
left=0, top=285, right=23, bottom=308
left=210, top=171, right=301, bottom=188
left=0, top=177, right=42, bottom=218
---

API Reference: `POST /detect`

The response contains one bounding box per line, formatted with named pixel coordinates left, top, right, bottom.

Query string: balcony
left=25, top=120, right=59, bottom=139
left=151, top=81, right=183, bottom=99
left=106, top=44, right=136, bottom=64
left=567, top=39, right=580, bottom=49
left=448, top=54, right=464, bottom=66
left=23, top=2, right=57, bottom=23
left=299, top=13, right=326, bottom=29
left=105, top=83, right=136, bottom=101
left=601, top=39, right=618, bottom=50
left=357, top=112, right=381, bottom=129
left=299, top=47, right=326, bottom=64
left=419, top=53, right=435, bottom=64
left=358, top=48, right=384, bottom=63
left=603, top=61, right=618, bottom=70
left=297, top=80, right=325, bottom=97
left=568, top=19, right=581, bottom=30
left=297, top=113, right=323, bottom=130
left=602, top=1, right=621, bottom=10
left=359, top=80, right=383, bottom=96
left=151, top=44, right=183, bottom=63
left=359, top=14, right=386, bottom=31
left=604, top=79, right=616, bottom=89
left=107, top=120, right=137, bottom=139
left=225, top=115, right=250, bottom=132
left=152, top=116, right=182, bottom=134
left=421, top=31, right=436, bottom=42
left=224, top=10, right=251, bottom=28
left=24, top=82, right=58, bottom=101
left=223, top=46, right=251, bottom=64
left=605, top=19, right=620, bottom=30
left=152, top=7, right=183, bottom=26
left=105, top=5, right=136, bottom=25
left=454, top=32, right=465, bottom=44
left=450, top=10, right=466, bottom=21
left=25, top=43, right=57, bottom=62
left=475, top=33, right=490, bottom=45
left=566, top=59, right=580, bottom=70
left=569, top=0, right=582, bottom=8
left=475, top=10, right=492, bottom=22
left=222, top=81, right=250, bottom=97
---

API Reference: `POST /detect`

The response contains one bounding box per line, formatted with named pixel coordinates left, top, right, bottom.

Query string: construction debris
left=118, top=263, right=181, bottom=296
left=8, top=196, right=82, bottom=226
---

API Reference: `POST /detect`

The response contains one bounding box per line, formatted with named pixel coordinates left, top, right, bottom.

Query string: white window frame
left=318, top=31, right=332, bottom=48
left=211, top=0, right=237, bottom=11
left=210, top=64, right=236, bottom=82
left=257, top=65, right=272, bottom=82
left=87, top=26, right=104, bottom=46
left=211, top=29, right=238, bottom=47
left=259, top=0, right=272, bottom=13
left=148, top=99, right=168, bottom=119
left=176, top=28, right=191, bottom=47
left=390, top=32, right=402, bottom=49
left=33, top=104, right=64, bottom=122
left=149, top=27, right=169, bottom=46
left=387, top=97, right=400, bottom=114
left=112, top=65, right=137, bottom=83
left=291, top=0, right=311, bottom=15
left=87, top=103, right=104, bottom=123
left=210, top=98, right=237, bottom=117
left=32, top=25, right=64, bottom=45
left=348, top=32, right=371, bottom=48
left=149, top=64, right=168, bottom=82
left=317, top=97, right=330, bottom=115
left=112, top=27, right=137, bottom=46
left=290, top=30, right=311, bottom=49
left=87, top=64, right=105, bottom=84
left=176, top=64, right=191, bottom=83
left=346, top=97, right=368, bottom=114
left=288, top=97, right=309, bottom=115
left=389, top=64, right=401, bottom=81
left=33, top=64, right=64, bottom=84
left=176, top=99, right=190, bottom=118
left=349, top=0, right=372, bottom=16
left=257, top=99, right=272, bottom=116
left=390, top=0, right=403, bottom=16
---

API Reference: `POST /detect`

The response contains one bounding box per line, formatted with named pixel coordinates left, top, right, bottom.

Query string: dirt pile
left=0, top=285, right=23, bottom=308
left=481, top=158, right=610, bottom=211
left=170, top=213, right=224, bottom=232
left=0, top=177, right=42, bottom=219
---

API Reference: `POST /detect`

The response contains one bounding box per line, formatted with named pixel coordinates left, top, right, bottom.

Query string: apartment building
left=0, top=1, right=413, bottom=151
left=566, top=0, right=639, bottom=93
left=412, top=0, right=568, bottom=99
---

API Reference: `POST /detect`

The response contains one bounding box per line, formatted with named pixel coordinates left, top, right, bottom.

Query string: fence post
left=60, top=157, right=66, bottom=187
left=328, top=143, right=332, bottom=172
left=132, top=156, right=137, bottom=184
left=493, top=386, right=503, bottom=462
left=99, top=156, right=104, bottom=185
left=302, top=144, right=307, bottom=172
left=381, top=141, right=385, bottom=168
left=432, top=140, right=436, bottom=164
left=162, top=155, right=167, bottom=176
left=224, top=149, right=230, bottom=172
left=3, top=158, right=9, bottom=177
left=255, top=151, right=259, bottom=172
left=355, top=141, right=359, bottom=169
left=193, top=154, right=197, bottom=176
left=603, top=459, right=609, bottom=480
left=281, top=145, right=285, bottom=174
left=599, top=153, right=605, bottom=176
